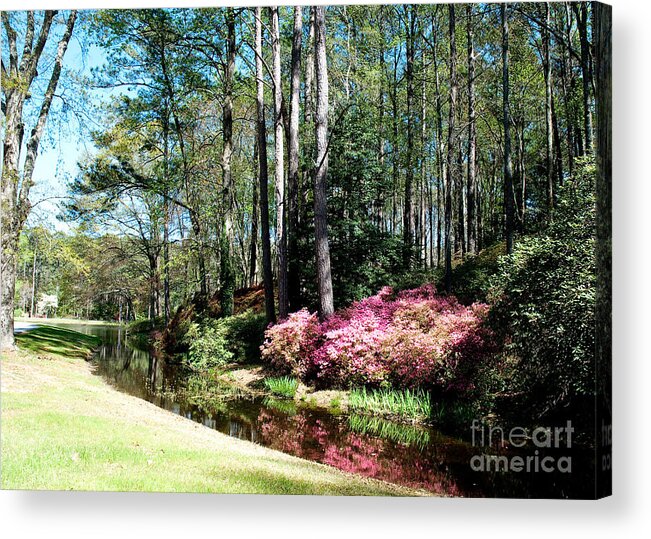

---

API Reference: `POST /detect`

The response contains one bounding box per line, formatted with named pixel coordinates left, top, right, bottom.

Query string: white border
left=2, top=0, right=650, bottom=537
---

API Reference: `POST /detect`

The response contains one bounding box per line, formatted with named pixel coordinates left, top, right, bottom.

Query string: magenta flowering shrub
left=260, top=284, right=495, bottom=393
left=260, top=309, right=320, bottom=377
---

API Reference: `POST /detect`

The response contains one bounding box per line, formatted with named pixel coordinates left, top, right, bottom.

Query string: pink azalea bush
left=261, top=284, right=495, bottom=394
left=260, top=308, right=321, bottom=377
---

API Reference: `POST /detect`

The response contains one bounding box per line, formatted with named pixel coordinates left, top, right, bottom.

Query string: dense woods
left=4, top=4, right=597, bottom=319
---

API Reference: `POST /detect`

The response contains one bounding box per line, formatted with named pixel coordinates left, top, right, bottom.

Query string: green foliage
left=488, top=158, right=597, bottom=415
left=178, top=374, right=248, bottom=415
left=184, top=320, right=233, bottom=371
left=442, top=242, right=506, bottom=303
left=297, top=102, right=406, bottom=310
left=348, top=387, right=432, bottom=421
left=182, top=310, right=267, bottom=371
left=219, top=311, right=268, bottom=364
left=263, top=377, right=299, bottom=399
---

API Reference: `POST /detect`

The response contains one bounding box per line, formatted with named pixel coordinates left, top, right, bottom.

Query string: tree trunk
left=502, top=3, right=515, bottom=255
left=148, top=255, right=161, bottom=323
left=456, top=144, right=465, bottom=256
left=575, top=2, right=594, bottom=154
left=391, top=48, right=399, bottom=236
left=249, top=140, right=259, bottom=288
left=161, top=98, right=172, bottom=324
left=313, top=6, right=335, bottom=319
left=420, top=49, right=428, bottom=267
left=432, top=13, right=445, bottom=267
left=219, top=7, right=237, bottom=317
left=444, top=5, right=457, bottom=292
left=304, top=9, right=316, bottom=124
left=466, top=4, right=478, bottom=255
left=270, top=6, right=289, bottom=319
left=255, top=7, right=276, bottom=324
left=1, top=10, right=76, bottom=350
left=403, top=5, right=416, bottom=268
left=163, top=198, right=170, bottom=322
left=287, top=6, right=302, bottom=312
left=30, top=247, right=37, bottom=318
left=543, top=2, right=554, bottom=216
left=559, top=5, right=573, bottom=179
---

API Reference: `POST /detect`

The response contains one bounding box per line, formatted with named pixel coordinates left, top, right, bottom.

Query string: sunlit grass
left=2, top=327, right=419, bottom=495
left=15, top=317, right=119, bottom=327
left=15, top=324, right=101, bottom=359
left=349, top=387, right=432, bottom=421
left=263, top=376, right=298, bottom=399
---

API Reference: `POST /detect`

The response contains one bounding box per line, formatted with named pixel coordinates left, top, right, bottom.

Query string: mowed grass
left=15, top=324, right=101, bottom=359
left=1, top=326, right=422, bottom=495
left=15, top=317, right=119, bottom=327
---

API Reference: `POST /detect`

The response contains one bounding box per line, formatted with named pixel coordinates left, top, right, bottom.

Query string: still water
left=66, top=323, right=593, bottom=498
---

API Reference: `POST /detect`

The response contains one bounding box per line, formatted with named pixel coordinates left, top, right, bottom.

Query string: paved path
left=14, top=322, right=40, bottom=334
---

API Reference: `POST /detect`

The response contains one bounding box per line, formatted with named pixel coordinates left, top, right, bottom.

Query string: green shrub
left=488, top=158, right=597, bottom=416
left=443, top=242, right=506, bottom=303
left=219, top=310, right=268, bottom=364
left=185, top=320, right=233, bottom=371
left=181, top=310, right=267, bottom=371
left=263, top=376, right=299, bottom=399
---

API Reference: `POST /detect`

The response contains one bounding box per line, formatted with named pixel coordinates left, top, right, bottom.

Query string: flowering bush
left=261, top=284, right=495, bottom=394
left=260, top=309, right=320, bottom=377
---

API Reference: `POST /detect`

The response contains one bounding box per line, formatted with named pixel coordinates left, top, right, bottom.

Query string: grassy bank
left=14, top=324, right=101, bottom=358
left=1, top=326, right=422, bottom=495
left=15, top=317, right=120, bottom=327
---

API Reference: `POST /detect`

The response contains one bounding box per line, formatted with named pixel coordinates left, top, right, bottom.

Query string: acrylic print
left=0, top=3, right=611, bottom=498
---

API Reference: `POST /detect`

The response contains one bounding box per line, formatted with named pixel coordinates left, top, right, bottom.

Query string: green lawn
left=15, top=317, right=119, bottom=327
left=15, top=324, right=101, bottom=359
left=1, top=325, right=423, bottom=495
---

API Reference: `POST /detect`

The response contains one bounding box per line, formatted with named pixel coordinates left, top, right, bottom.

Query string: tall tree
left=444, top=5, right=457, bottom=292
left=219, top=7, right=237, bottom=317
left=255, top=7, right=276, bottom=324
left=313, top=6, right=335, bottom=319
left=502, top=3, right=515, bottom=255
left=466, top=4, right=478, bottom=255
left=270, top=6, right=288, bottom=319
left=1, top=10, right=77, bottom=350
left=542, top=2, right=555, bottom=215
left=574, top=2, right=594, bottom=154
left=248, top=141, right=259, bottom=288
left=287, top=6, right=303, bottom=311
left=432, top=12, right=445, bottom=267
left=403, top=5, right=416, bottom=267
left=304, top=8, right=316, bottom=123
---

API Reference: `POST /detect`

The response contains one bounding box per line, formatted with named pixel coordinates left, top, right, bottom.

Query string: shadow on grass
left=15, top=325, right=101, bottom=359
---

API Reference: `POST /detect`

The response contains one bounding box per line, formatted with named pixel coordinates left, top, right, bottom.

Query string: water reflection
left=61, top=323, right=593, bottom=498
